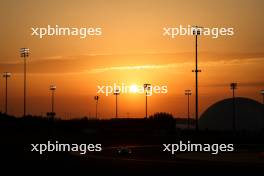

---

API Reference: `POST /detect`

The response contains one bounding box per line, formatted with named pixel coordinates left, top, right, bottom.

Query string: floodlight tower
left=50, top=84, right=56, bottom=117
left=113, top=88, right=120, bottom=118
left=192, top=26, right=202, bottom=132
left=230, top=82, right=238, bottom=132
left=3, top=72, right=11, bottom=114
left=20, top=48, right=30, bottom=117
left=260, top=90, right=264, bottom=104
left=144, top=83, right=151, bottom=118
left=185, top=89, right=192, bottom=129
left=94, top=95, right=99, bottom=119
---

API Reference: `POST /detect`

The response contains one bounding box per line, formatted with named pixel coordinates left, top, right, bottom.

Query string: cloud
left=0, top=52, right=263, bottom=74
left=201, top=81, right=264, bottom=88
left=86, top=63, right=191, bottom=74
left=86, top=57, right=264, bottom=74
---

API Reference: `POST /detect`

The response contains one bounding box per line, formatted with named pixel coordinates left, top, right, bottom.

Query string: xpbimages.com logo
left=31, top=25, right=102, bottom=39
left=31, top=141, right=102, bottom=155
left=97, top=83, right=168, bottom=96
left=163, top=25, right=234, bottom=39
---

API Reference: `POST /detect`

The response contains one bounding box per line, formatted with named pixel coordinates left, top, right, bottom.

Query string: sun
left=130, top=84, right=138, bottom=93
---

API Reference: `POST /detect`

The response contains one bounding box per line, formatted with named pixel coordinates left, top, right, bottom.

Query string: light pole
left=192, top=26, right=202, bottom=132
left=185, top=89, right=192, bottom=129
left=94, top=95, right=99, bottom=119
left=230, top=82, right=237, bottom=132
left=49, top=84, right=56, bottom=118
left=20, top=48, right=29, bottom=117
left=260, top=90, right=264, bottom=104
left=144, top=83, right=151, bottom=118
left=113, top=88, right=120, bottom=118
left=3, top=72, right=11, bottom=114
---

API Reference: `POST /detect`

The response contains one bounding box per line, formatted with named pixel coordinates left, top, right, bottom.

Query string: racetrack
left=70, top=144, right=264, bottom=174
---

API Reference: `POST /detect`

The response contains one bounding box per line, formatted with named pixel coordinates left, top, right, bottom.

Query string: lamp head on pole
left=20, top=48, right=30, bottom=58
left=50, top=84, right=56, bottom=91
left=144, top=83, right=151, bottom=90
left=113, top=88, right=120, bottom=95
left=144, top=83, right=151, bottom=96
left=94, top=95, right=99, bottom=101
left=230, top=82, right=238, bottom=90
left=185, top=89, right=192, bottom=95
left=192, top=26, right=203, bottom=35
left=3, top=72, right=11, bottom=78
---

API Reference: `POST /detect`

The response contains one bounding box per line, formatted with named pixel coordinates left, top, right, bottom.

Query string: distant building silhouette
left=199, top=97, right=264, bottom=131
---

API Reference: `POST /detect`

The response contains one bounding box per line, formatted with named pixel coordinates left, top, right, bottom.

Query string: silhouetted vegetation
left=149, top=112, right=176, bottom=130
left=0, top=111, right=263, bottom=174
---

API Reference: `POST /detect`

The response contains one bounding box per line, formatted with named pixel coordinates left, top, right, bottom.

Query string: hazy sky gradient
left=0, top=0, right=263, bottom=118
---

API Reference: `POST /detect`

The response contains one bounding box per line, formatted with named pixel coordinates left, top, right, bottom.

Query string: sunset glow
left=130, top=85, right=139, bottom=93
left=0, top=0, right=263, bottom=119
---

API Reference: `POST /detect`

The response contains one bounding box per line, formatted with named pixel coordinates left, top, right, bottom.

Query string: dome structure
left=199, top=97, right=264, bottom=131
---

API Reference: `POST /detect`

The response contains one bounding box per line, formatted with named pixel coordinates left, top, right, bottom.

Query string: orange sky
left=0, top=0, right=263, bottom=118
